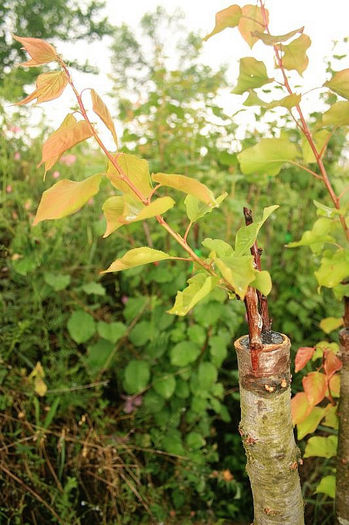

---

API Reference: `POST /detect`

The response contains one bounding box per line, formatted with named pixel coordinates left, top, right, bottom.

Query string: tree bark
left=234, top=333, right=304, bottom=525
left=336, top=326, right=349, bottom=525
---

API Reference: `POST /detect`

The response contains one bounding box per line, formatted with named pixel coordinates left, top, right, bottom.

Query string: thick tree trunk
left=234, top=332, right=304, bottom=525
left=336, top=326, right=349, bottom=525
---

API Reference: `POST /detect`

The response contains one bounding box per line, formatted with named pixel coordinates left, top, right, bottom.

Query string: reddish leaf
left=302, top=372, right=327, bottom=406
left=324, top=351, right=342, bottom=378
left=291, top=392, right=312, bottom=425
left=91, top=89, right=118, bottom=146
left=295, top=346, right=315, bottom=372
left=13, top=35, right=57, bottom=67
left=16, top=71, right=68, bottom=105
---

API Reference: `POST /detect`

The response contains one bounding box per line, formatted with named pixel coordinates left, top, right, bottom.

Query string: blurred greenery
left=0, top=6, right=346, bottom=525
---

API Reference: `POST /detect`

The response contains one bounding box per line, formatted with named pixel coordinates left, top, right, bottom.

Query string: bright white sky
left=18, top=0, right=349, bottom=147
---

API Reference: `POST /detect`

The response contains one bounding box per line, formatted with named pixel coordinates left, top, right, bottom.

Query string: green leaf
left=315, top=475, right=336, bottom=499
left=203, top=4, right=242, bottom=41
left=238, top=138, right=298, bottom=176
left=33, top=173, right=102, bottom=225
left=67, top=310, right=96, bottom=344
left=144, top=390, right=165, bottom=413
left=82, top=282, right=106, bottom=295
left=322, top=101, right=349, bottom=127
left=280, top=34, right=311, bottom=75
left=209, top=336, right=228, bottom=367
left=170, top=341, right=200, bottom=367
left=304, top=435, right=338, bottom=458
left=198, top=362, right=218, bottom=390
left=184, top=192, right=227, bottom=222
left=302, top=130, right=330, bottom=162
left=251, top=27, right=304, bottom=45
left=107, top=153, right=152, bottom=199
left=202, top=238, right=234, bottom=258
left=297, top=407, right=326, bottom=440
left=102, top=195, right=175, bottom=237
left=124, top=360, right=150, bottom=394
left=153, top=375, right=176, bottom=399
left=102, top=247, right=173, bottom=273
left=186, top=431, right=205, bottom=450
left=233, top=57, right=273, bottom=95
left=315, top=250, right=349, bottom=288
left=251, top=270, right=272, bottom=296
left=152, top=173, right=215, bottom=205
left=324, top=68, right=349, bottom=99
left=216, top=255, right=255, bottom=299
left=97, top=321, right=126, bottom=343
left=44, top=272, right=71, bottom=291
left=129, top=321, right=153, bottom=346
left=320, top=317, right=343, bottom=334
left=235, top=205, right=279, bottom=255
left=287, top=217, right=337, bottom=254
left=162, top=433, right=185, bottom=456
left=244, top=92, right=301, bottom=110
left=85, top=339, right=114, bottom=373
left=313, top=200, right=345, bottom=218
left=168, top=273, right=219, bottom=316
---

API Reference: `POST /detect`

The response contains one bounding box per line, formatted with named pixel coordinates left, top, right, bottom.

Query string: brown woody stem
left=244, top=286, right=263, bottom=373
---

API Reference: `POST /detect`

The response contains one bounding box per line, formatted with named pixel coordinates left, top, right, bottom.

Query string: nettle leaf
left=107, top=153, right=152, bottom=199
left=315, top=250, right=349, bottom=288
left=238, top=138, right=298, bottom=176
left=324, top=351, right=342, bottom=378
left=295, top=346, right=315, bottom=373
left=291, top=392, right=312, bottom=425
left=322, top=101, right=349, bottom=127
left=279, top=34, right=311, bottom=75
left=304, top=435, right=338, bottom=459
left=152, top=173, right=215, bottom=205
left=102, top=247, right=173, bottom=273
left=124, top=360, right=150, bottom=394
left=238, top=5, right=267, bottom=48
left=170, top=341, right=200, bottom=367
left=39, top=114, right=93, bottom=175
left=251, top=27, right=304, bottom=46
left=251, top=270, right=272, bottom=296
left=287, top=217, right=337, bottom=254
left=233, top=57, right=273, bottom=95
left=168, top=273, right=219, bottom=316
left=302, top=372, right=327, bottom=406
left=316, top=475, right=336, bottom=499
left=13, top=35, right=57, bottom=67
left=302, top=130, right=330, bottom=163
left=91, top=89, right=118, bottom=145
left=185, top=193, right=227, bottom=222
left=324, top=68, right=349, bottom=99
left=297, top=406, right=326, bottom=440
left=67, top=310, right=96, bottom=344
left=33, top=173, right=102, bottom=225
left=204, top=4, right=242, bottom=41
left=235, top=205, right=279, bottom=255
left=16, top=71, right=68, bottom=105
left=202, top=238, right=234, bottom=258
left=102, top=195, right=175, bottom=237
left=320, top=317, right=343, bottom=334
left=216, top=255, right=255, bottom=299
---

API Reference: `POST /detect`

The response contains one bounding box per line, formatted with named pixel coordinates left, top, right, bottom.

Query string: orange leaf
left=291, top=392, right=312, bottom=425
left=13, top=35, right=57, bottom=67
left=324, top=351, right=342, bottom=378
left=90, top=89, right=118, bottom=146
left=16, top=71, right=68, bottom=106
left=39, top=114, right=93, bottom=176
left=203, top=4, right=242, bottom=41
left=302, top=372, right=327, bottom=406
left=328, top=374, right=340, bottom=398
left=295, top=346, right=315, bottom=372
left=238, top=5, right=268, bottom=48
left=33, top=174, right=103, bottom=225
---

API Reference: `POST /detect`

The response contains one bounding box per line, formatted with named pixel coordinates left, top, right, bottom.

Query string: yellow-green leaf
left=324, top=68, right=349, bottom=99
left=235, top=205, right=279, bottom=255
left=107, top=153, right=152, bottom=199
left=238, top=5, right=267, bottom=48
left=203, top=4, right=242, bottom=41
left=279, top=34, right=311, bottom=75
left=251, top=27, right=304, bottom=46
left=323, top=404, right=338, bottom=429
left=251, top=270, right=272, bottom=296
left=322, top=101, right=349, bottom=127
left=320, top=317, right=344, bottom=334
left=238, top=138, right=298, bottom=176
left=152, top=173, right=215, bottom=205
left=315, top=475, right=336, bottom=499
left=91, top=89, right=118, bottom=146
left=29, top=362, right=47, bottom=397
left=168, top=273, right=219, bottom=316
left=287, top=217, right=337, bottom=254
left=297, top=406, right=326, bottom=440
left=315, top=250, right=349, bottom=288
left=16, top=71, right=68, bottom=105
left=215, top=255, right=255, bottom=299
left=233, top=57, right=273, bottom=95
left=33, top=173, right=102, bottom=225
left=185, top=192, right=227, bottom=222
left=244, top=92, right=301, bottom=110
left=304, top=435, right=337, bottom=458
left=302, top=130, right=331, bottom=162
left=102, top=247, right=172, bottom=273
left=202, top=238, right=234, bottom=259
